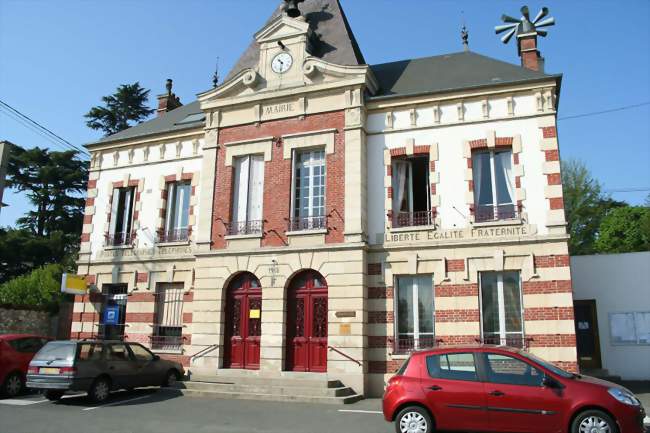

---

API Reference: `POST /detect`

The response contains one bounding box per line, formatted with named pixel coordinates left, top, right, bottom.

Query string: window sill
left=471, top=218, right=523, bottom=228
left=389, top=225, right=436, bottom=233
left=104, top=244, right=134, bottom=251
left=390, top=353, right=410, bottom=360
left=156, top=240, right=190, bottom=247
left=151, top=348, right=184, bottom=355
left=225, top=233, right=263, bottom=240
left=286, top=228, right=328, bottom=236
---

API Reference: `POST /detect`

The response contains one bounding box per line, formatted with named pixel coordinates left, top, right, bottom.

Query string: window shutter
left=109, top=188, right=120, bottom=235
left=232, top=156, right=250, bottom=223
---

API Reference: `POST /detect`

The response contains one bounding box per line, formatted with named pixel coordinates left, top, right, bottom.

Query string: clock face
left=271, top=52, right=293, bottom=74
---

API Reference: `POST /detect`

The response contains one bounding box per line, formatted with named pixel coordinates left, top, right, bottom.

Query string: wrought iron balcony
left=150, top=333, right=184, bottom=352
left=393, top=335, right=437, bottom=354
left=288, top=215, right=327, bottom=232
left=473, top=203, right=520, bottom=223
left=392, top=210, right=435, bottom=228
left=157, top=228, right=190, bottom=243
left=104, top=231, right=135, bottom=247
left=226, top=220, right=263, bottom=236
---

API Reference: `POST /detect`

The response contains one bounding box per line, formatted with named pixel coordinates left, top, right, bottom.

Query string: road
left=0, top=389, right=389, bottom=433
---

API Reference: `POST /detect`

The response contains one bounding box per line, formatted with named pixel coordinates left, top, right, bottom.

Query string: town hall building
left=73, top=0, right=576, bottom=399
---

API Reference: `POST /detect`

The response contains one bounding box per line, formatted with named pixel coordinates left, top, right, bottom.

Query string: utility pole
left=0, top=140, right=12, bottom=216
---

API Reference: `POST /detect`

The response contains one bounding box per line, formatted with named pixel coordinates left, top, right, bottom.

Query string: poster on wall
left=610, top=312, right=650, bottom=345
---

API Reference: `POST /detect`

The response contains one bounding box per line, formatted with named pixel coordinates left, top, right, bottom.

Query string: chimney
left=157, top=78, right=182, bottom=116
left=518, top=33, right=544, bottom=72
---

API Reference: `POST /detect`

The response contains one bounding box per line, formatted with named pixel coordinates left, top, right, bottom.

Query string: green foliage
left=0, top=264, right=64, bottom=311
left=85, top=82, right=155, bottom=136
left=7, top=145, right=88, bottom=238
left=595, top=206, right=650, bottom=253
left=562, top=159, right=625, bottom=255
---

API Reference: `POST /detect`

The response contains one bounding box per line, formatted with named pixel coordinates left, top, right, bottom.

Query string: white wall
left=89, top=138, right=203, bottom=259
left=571, top=252, right=650, bottom=380
left=366, top=93, right=552, bottom=244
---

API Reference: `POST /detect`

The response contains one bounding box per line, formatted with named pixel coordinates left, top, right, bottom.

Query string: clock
left=271, top=52, right=293, bottom=74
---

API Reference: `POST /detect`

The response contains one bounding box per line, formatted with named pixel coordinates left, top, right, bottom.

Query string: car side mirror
left=542, top=376, right=562, bottom=389
left=153, top=355, right=160, bottom=361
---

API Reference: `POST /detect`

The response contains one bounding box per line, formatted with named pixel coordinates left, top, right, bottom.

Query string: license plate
left=39, top=367, right=60, bottom=375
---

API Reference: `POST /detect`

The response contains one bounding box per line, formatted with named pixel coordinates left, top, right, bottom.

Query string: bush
left=595, top=206, right=650, bottom=254
left=0, top=264, right=64, bottom=312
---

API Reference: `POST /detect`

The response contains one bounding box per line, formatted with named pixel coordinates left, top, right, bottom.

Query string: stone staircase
left=172, top=372, right=363, bottom=404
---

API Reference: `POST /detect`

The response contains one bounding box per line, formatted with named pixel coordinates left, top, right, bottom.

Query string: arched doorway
left=285, top=270, right=328, bottom=372
left=223, top=272, right=262, bottom=370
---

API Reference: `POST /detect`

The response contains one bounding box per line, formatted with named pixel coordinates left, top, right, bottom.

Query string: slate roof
left=370, top=51, right=560, bottom=99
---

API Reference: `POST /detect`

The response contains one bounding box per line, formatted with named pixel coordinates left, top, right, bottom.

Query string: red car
left=383, top=345, right=646, bottom=433
left=0, top=334, right=51, bottom=397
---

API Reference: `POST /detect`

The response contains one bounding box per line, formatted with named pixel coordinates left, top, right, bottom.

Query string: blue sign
left=103, top=306, right=120, bottom=325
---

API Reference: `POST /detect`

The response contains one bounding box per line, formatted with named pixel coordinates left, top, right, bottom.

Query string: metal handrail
left=327, top=345, right=361, bottom=366
left=190, top=343, right=219, bottom=360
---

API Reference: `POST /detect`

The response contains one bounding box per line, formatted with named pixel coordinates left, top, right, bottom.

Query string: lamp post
left=0, top=140, right=11, bottom=216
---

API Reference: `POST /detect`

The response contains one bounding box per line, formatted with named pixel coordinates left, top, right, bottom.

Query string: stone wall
left=0, top=307, right=58, bottom=336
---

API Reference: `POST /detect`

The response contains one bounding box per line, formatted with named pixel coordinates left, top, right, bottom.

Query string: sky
left=1, top=0, right=649, bottom=227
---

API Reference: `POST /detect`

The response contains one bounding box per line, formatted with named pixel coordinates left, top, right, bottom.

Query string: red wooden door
left=224, top=273, right=262, bottom=370
left=286, top=271, right=328, bottom=372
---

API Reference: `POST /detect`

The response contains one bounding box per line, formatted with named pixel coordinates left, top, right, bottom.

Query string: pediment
left=254, top=15, right=310, bottom=43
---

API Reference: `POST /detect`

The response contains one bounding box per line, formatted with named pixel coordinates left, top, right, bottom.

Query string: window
left=128, top=344, right=155, bottom=362
left=426, top=353, right=478, bottom=382
left=152, top=283, right=184, bottom=351
left=484, top=353, right=543, bottom=386
left=610, top=312, right=650, bottom=345
left=230, top=155, right=264, bottom=235
left=480, top=271, right=524, bottom=347
left=107, top=344, right=130, bottom=361
left=161, top=181, right=191, bottom=242
left=108, top=186, right=136, bottom=246
left=395, top=276, right=435, bottom=352
left=77, top=343, right=104, bottom=361
left=391, top=157, right=432, bottom=227
left=472, top=149, right=516, bottom=222
left=290, top=149, right=326, bottom=231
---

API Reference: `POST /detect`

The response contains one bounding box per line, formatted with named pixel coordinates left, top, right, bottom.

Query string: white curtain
left=232, top=156, right=250, bottom=223
left=472, top=153, right=484, bottom=205
left=121, top=188, right=133, bottom=234
left=165, top=183, right=176, bottom=233
left=157, top=284, right=183, bottom=327
left=109, top=188, right=120, bottom=235
left=392, top=161, right=408, bottom=213
left=247, top=155, right=265, bottom=221
left=177, top=183, right=190, bottom=229
left=496, top=151, right=515, bottom=204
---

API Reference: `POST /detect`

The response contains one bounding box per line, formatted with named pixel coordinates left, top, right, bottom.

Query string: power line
left=0, top=107, right=78, bottom=155
left=558, top=101, right=650, bottom=121
left=0, top=99, right=89, bottom=157
left=604, top=187, right=650, bottom=193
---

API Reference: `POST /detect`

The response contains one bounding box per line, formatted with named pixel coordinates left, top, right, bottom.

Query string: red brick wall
left=211, top=111, right=346, bottom=249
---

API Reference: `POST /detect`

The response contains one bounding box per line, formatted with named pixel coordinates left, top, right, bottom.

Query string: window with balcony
left=394, top=275, right=435, bottom=353
left=391, top=157, right=432, bottom=228
left=290, top=149, right=326, bottom=231
left=230, top=155, right=264, bottom=236
left=107, top=186, right=136, bottom=246
left=472, top=150, right=517, bottom=223
left=160, top=181, right=191, bottom=243
left=480, top=271, right=524, bottom=348
left=152, top=283, right=184, bottom=351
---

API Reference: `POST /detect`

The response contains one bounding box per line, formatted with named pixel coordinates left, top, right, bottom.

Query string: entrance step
left=174, top=374, right=362, bottom=404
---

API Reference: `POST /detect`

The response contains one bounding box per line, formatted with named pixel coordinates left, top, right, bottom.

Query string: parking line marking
left=338, top=409, right=383, bottom=414
left=0, top=398, right=48, bottom=406
left=82, top=394, right=151, bottom=411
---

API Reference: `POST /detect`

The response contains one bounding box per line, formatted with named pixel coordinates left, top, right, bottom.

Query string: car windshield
left=33, top=342, right=76, bottom=362
left=518, top=351, right=574, bottom=378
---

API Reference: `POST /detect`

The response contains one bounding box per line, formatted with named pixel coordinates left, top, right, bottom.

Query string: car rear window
left=395, top=356, right=411, bottom=375
left=33, top=342, right=76, bottom=362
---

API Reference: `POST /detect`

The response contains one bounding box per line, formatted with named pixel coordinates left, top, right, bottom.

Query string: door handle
left=428, top=385, right=442, bottom=391
left=489, top=390, right=505, bottom=396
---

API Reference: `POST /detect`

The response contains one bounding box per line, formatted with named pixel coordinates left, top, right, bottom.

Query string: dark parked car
left=0, top=334, right=51, bottom=397
left=26, top=340, right=184, bottom=403
left=383, top=345, right=646, bottom=433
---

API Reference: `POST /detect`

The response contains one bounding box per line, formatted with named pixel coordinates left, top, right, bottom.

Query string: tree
left=0, top=264, right=64, bottom=311
left=561, top=159, right=624, bottom=255
left=7, top=145, right=87, bottom=238
left=84, top=82, right=154, bottom=136
left=595, top=206, right=650, bottom=253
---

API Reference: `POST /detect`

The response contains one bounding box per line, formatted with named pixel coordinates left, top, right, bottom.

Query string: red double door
left=224, top=273, right=262, bottom=370
left=286, top=271, right=328, bottom=372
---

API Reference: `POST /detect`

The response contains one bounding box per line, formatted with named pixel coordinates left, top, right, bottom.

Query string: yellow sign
left=61, top=274, right=88, bottom=295
left=249, top=309, right=261, bottom=319
left=339, top=324, right=351, bottom=336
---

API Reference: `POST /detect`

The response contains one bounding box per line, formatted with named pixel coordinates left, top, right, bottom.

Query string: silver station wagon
left=27, top=340, right=184, bottom=402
